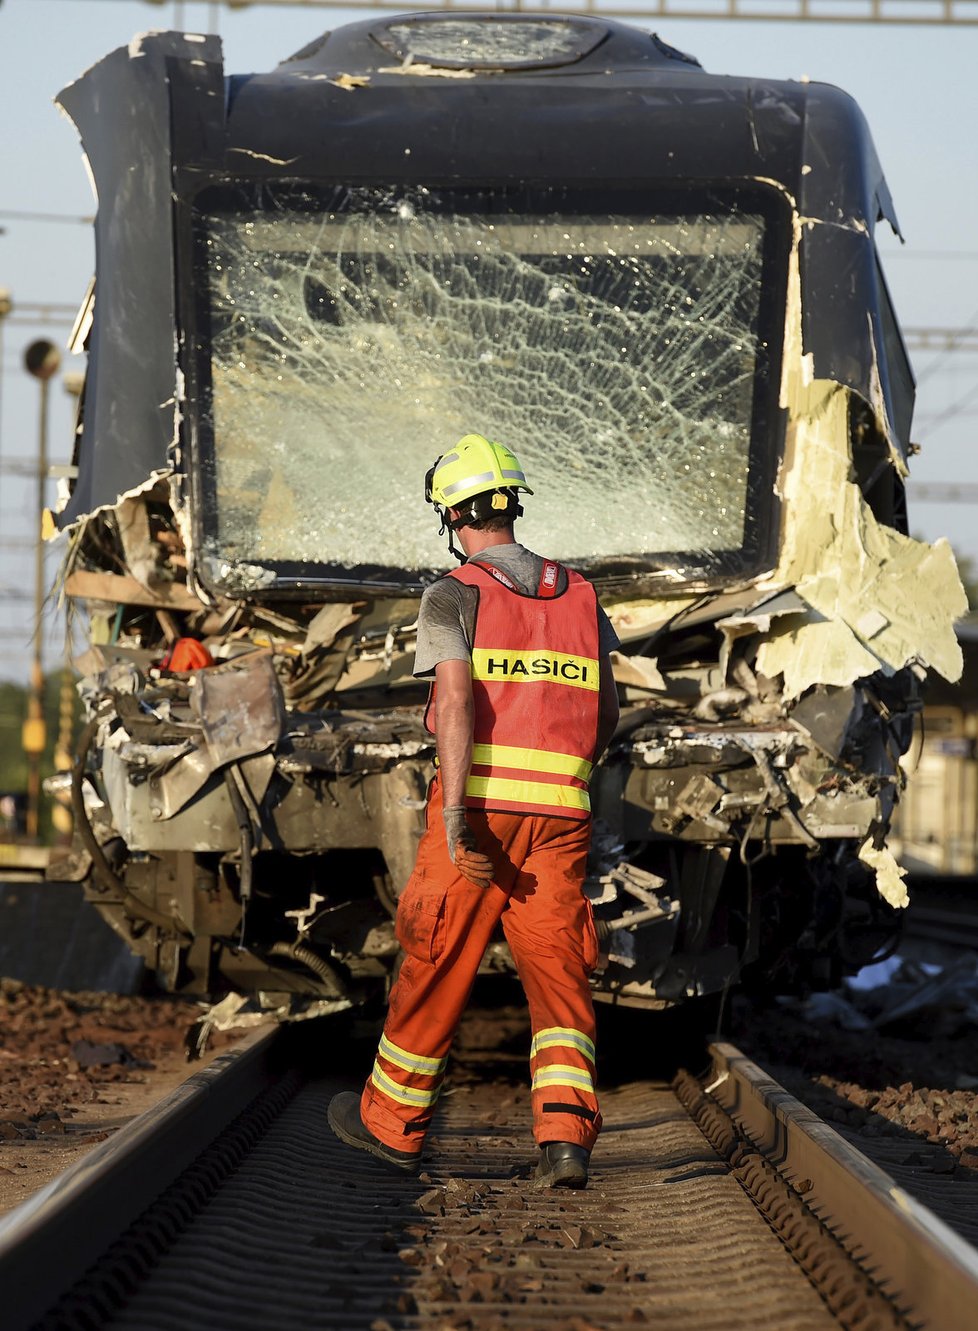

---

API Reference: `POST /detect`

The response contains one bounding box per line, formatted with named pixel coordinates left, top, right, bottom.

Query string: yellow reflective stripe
left=531, top=1027, right=596, bottom=1064
left=371, top=1062, right=441, bottom=1109
left=471, top=648, right=599, bottom=692
left=471, top=743, right=592, bottom=781
left=465, top=775, right=590, bottom=811
left=378, top=1035, right=447, bottom=1077
left=531, top=1064, right=595, bottom=1092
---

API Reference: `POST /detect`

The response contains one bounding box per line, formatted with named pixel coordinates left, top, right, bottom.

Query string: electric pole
left=22, top=339, right=61, bottom=841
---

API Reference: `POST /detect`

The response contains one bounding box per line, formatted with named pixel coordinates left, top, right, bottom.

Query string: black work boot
left=327, top=1091, right=421, bottom=1174
left=534, top=1141, right=590, bottom=1189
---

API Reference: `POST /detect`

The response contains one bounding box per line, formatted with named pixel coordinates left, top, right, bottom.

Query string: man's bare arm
left=434, top=658, right=475, bottom=808
left=434, top=658, right=493, bottom=888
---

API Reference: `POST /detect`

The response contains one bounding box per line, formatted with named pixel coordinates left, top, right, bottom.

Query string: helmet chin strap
left=437, top=492, right=524, bottom=563
left=436, top=506, right=468, bottom=563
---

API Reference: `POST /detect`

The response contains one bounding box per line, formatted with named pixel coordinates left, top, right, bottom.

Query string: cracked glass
left=376, top=19, right=604, bottom=68
left=192, top=184, right=784, bottom=590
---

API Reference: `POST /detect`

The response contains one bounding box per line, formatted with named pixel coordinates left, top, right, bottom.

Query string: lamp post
left=51, top=370, right=85, bottom=843
left=22, top=338, right=61, bottom=841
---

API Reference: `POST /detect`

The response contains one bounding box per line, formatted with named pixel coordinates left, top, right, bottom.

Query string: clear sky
left=1, top=0, right=977, bottom=683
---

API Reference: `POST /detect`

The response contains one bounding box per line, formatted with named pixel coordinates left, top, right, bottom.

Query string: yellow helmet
left=425, top=434, right=533, bottom=510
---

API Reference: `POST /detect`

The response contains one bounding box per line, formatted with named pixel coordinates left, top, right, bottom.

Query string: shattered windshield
left=190, top=184, right=786, bottom=592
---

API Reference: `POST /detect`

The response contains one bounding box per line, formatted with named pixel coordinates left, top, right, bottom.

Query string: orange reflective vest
left=425, top=560, right=600, bottom=820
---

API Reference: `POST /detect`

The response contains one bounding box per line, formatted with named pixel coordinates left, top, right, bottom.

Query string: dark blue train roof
left=216, top=12, right=897, bottom=237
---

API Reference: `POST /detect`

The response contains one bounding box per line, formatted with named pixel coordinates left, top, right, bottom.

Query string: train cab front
left=51, top=13, right=966, bottom=1022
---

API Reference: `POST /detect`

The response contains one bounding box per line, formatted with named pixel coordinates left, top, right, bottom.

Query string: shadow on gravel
left=596, top=995, right=728, bottom=1086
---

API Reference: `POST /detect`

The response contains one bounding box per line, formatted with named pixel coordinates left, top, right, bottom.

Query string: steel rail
left=704, top=1042, right=978, bottom=1331
left=0, top=1025, right=283, bottom=1331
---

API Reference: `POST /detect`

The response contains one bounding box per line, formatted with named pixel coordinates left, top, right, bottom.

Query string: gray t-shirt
left=413, top=543, right=620, bottom=679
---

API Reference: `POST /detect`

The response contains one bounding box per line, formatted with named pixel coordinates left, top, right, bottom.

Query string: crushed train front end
left=51, top=14, right=965, bottom=1025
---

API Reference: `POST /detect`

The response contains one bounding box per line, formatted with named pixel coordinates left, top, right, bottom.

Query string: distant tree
left=0, top=670, right=82, bottom=845
left=0, top=682, right=29, bottom=802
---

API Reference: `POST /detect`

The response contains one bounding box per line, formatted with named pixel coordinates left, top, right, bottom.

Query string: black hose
left=223, top=767, right=254, bottom=905
left=267, top=941, right=350, bottom=996
left=223, top=767, right=254, bottom=950
left=71, top=716, right=191, bottom=939
left=373, top=870, right=399, bottom=921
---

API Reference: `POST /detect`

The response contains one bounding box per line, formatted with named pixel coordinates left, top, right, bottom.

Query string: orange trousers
left=360, top=776, right=602, bottom=1157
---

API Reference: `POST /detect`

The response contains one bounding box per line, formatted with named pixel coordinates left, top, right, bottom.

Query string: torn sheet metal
left=799, top=199, right=909, bottom=462
left=609, top=651, right=666, bottom=693
left=790, top=685, right=859, bottom=762
left=603, top=597, right=702, bottom=644
left=752, top=357, right=966, bottom=698
left=190, top=653, right=284, bottom=766
left=54, top=32, right=223, bottom=530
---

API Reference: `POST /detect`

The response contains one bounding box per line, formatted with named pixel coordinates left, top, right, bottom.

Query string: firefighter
left=328, top=434, right=620, bottom=1188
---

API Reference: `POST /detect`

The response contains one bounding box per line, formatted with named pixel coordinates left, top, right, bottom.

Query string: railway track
left=1, top=1018, right=976, bottom=1331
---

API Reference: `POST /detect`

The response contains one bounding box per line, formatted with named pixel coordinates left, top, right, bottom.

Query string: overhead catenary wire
left=913, top=306, right=978, bottom=386
left=917, top=380, right=978, bottom=436
left=0, top=210, right=93, bottom=226
left=56, top=0, right=978, bottom=25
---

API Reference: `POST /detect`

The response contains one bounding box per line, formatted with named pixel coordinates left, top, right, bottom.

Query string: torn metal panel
left=799, top=222, right=909, bottom=461
left=753, top=372, right=966, bottom=699
left=597, top=596, right=704, bottom=644
left=190, top=653, right=284, bottom=766
left=790, top=685, right=859, bottom=762
left=64, top=569, right=202, bottom=613
left=142, top=741, right=218, bottom=823
left=792, top=80, right=909, bottom=459
left=714, top=588, right=809, bottom=680
left=609, top=652, right=666, bottom=693
left=54, top=34, right=220, bottom=529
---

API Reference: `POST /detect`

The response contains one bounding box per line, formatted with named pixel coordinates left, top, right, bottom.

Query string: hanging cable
left=223, top=765, right=255, bottom=951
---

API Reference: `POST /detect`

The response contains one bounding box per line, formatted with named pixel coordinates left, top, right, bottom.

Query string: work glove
left=442, top=806, right=494, bottom=889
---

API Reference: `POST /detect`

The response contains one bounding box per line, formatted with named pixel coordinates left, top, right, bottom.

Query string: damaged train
left=49, top=12, right=966, bottom=1030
